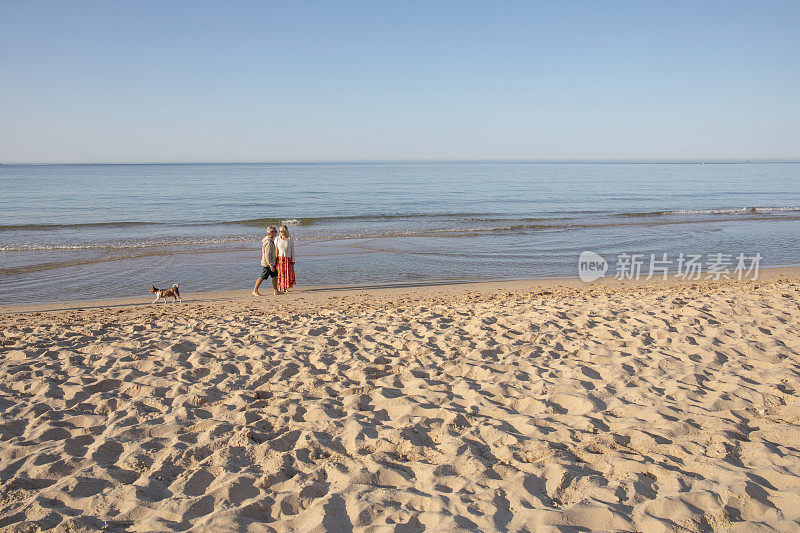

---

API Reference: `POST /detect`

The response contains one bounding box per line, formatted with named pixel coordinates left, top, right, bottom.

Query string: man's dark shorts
left=260, top=266, right=277, bottom=279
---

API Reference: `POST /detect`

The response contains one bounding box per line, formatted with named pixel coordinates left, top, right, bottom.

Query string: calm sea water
left=1, top=162, right=799, bottom=304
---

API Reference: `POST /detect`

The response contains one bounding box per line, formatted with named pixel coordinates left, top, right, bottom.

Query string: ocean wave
left=618, top=206, right=800, bottom=217
left=2, top=206, right=799, bottom=239
left=223, top=217, right=318, bottom=228
left=221, top=212, right=490, bottom=227
left=5, top=212, right=800, bottom=252
left=0, top=221, right=160, bottom=231
left=0, top=236, right=258, bottom=252
left=0, top=226, right=533, bottom=251
left=464, top=216, right=556, bottom=222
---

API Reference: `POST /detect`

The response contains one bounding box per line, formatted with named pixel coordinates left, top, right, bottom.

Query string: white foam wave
left=0, top=236, right=259, bottom=252
left=669, top=206, right=800, bottom=215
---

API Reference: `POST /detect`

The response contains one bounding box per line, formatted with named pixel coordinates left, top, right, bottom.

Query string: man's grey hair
left=267, top=225, right=278, bottom=233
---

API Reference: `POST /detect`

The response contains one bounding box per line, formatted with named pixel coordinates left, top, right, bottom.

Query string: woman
left=275, top=225, right=295, bottom=293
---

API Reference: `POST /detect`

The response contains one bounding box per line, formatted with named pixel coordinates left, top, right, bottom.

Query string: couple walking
left=253, top=225, right=295, bottom=296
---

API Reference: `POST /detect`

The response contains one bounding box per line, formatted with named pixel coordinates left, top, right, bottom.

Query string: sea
left=1, top=161, right=799, bottom=305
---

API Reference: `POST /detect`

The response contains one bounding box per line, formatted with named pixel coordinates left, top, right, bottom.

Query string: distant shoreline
left=3, top=160, right=800, bottom=166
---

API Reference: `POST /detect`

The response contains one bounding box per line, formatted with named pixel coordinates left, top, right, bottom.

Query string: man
left=252, top=225, right=279, bottom=296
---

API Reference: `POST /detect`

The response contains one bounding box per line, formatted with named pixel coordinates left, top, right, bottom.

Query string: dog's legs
left=152, top=296, right=159, bottom=304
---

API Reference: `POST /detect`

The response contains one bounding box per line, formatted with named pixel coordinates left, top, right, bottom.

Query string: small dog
left=150, top=284, right=182, bottom=303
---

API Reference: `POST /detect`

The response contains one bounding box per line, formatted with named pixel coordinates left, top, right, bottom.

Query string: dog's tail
left=172, top=284, right=179, bottom=289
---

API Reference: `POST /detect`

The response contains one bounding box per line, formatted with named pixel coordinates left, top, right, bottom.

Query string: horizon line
left=2, top=158, right=800, bottom=166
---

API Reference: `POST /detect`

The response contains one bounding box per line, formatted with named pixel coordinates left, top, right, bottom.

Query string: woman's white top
left=276, top=236, right=294, bottom=258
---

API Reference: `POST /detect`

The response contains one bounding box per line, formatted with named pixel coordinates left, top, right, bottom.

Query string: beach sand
left=1, top=271, right=799, bottom=532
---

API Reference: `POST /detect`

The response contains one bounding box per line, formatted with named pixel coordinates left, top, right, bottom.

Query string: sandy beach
left=1, top=271, right=799, bottom=532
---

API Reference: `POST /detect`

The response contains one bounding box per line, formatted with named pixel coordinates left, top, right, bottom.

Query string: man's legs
left=253, top=277, right=264, bottom=296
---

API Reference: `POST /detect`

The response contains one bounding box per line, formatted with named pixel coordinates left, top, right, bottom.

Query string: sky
left=1, top=0, right=798, bottom=163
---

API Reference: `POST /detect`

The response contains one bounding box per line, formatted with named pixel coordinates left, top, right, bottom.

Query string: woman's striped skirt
left=277, top=256, right=295, bottom=292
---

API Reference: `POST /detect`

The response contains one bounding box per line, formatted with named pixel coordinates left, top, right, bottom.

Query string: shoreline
left=4, top=265, right=800, bottom=315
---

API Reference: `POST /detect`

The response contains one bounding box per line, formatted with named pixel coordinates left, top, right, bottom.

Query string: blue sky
left=1, top=1, right=798, bottom=163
